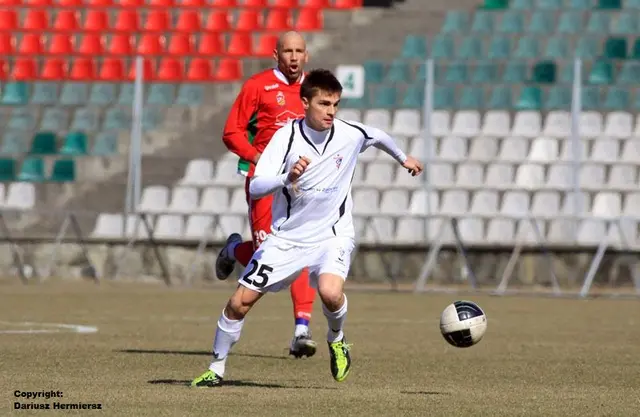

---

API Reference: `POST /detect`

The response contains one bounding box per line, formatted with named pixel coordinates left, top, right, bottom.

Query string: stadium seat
left=588, top=60, right=614, bottom=84
left=385, top=60, right=410, bottom=83
left=1, top=132, right=28, bottom=155
left=441, top=11, right=468, bottom=33
left=458, top=38, right=483, bottom=60
left=543, top=111, right=571, bottom=137
left=5, top=182, right=35, bottom=210
left=604, top=37, right=628, bottom=59
left=503, top=62, right=528, bottom=83
left=603, top=87, right=629, bottom=110
left=528, top=11, right=553, bottom=33
left=401, top=35, right=427, bottom=59
left=576, top=37, right=598, bottom=58
left=363, top=60, right=384, bottom=84
left=471, top=62, right=497, bottom=83
left=168, top=187, right=199, bottom=213
left=2, top=82, right=29, bottom=104
left=557, top=11, right=582, bottom=34
left=482, top=111, right=510, bottom=137
left=41, top=108, right=70, bottom=132
left=71, top=108, right=100, bottom=132
left=498, top=11, right=523, bottom=33
left=543, top=37, right=569, bottom=59
left=544, top=86, right=571, bottom=110
left=91, top=213, right=124, bottom=239
left=92, top=132, right=118, bottom=156
left=611, top=14, right=636, bottom=35
left=514, top=37, right=539, bottom=59
left=511, top=0, right=533, bottom=9
left=532, top=61, right=556, bottom=83
left=60, top=132, right=88, bottom=156
left=471, top=11, right=494, bottom=33
left=488, top=86, right=513, bottom=109
left=587, top=11, right=610, bottom=33
left=459, top=87, right=483, bottom=109
left=18, top=157, right=45, bottom=182
left=50, top=159, right=76, bottom=182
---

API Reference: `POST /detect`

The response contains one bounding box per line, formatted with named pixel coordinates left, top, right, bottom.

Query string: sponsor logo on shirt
left=276, top=91, right=286, bottom=106
left=275, top=110, right=304, bottom=127
left=264, top=83, right=279, bottom=91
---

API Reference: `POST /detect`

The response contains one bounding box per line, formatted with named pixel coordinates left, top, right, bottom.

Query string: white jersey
left=251, top=118, right=407, bottom=245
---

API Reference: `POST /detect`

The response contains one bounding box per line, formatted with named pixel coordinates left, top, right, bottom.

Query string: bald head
left=274, top=31, right=308, bottom=84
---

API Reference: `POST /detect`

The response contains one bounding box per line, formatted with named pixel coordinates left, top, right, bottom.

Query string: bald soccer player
left=216, top=31, right=317, bottom=358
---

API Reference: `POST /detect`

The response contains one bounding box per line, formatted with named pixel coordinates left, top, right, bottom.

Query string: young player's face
left=303, top=90, right=341, bottom=131
left=274, top=37, right=308, bottom=83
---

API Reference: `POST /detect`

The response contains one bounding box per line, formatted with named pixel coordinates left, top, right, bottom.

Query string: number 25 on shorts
left=242, top=259, right=273, bottom=288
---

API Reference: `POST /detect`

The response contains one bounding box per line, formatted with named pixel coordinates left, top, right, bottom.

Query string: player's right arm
left=222, top=78, right=262, bottom=164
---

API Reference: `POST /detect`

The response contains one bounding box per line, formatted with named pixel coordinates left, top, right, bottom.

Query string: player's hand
left=288, top=156, right=311, bottom=183
left=402, top=156, right=423, bottom=177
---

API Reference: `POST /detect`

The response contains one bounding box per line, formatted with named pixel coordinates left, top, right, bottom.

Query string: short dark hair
left=300, top=69, right=343, bottom=101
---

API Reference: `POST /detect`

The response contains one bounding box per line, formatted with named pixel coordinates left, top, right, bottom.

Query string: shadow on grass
left=148, top=379, right=338, bottom=390
left=400, top=390, right=451, bottom=396
left=117, top=349, right=287, bottom=361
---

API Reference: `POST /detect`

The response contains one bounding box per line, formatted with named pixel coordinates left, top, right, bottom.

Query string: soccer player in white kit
left=191, top=69, right=423, bottom=387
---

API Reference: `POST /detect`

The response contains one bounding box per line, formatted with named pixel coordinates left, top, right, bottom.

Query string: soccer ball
left=439, top=300, right=487, bottom=348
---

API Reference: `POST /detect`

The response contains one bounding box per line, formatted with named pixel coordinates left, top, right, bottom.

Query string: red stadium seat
left=235, top=10, right=261, bottom=31
left=254, top=33, right=278, bottom=57
left=296, top=9, right=323, bottom=30
left=23, top=10, right=49, bottom=31
left=108, top=34, right=133, bottom=55
left=265, top=9, right=291, bottom=30
left=0, top=0, right=21, bottom=5
left=77, top=34, right=104, bottom=55
left=137, top=33, right=163, bottom=55
left=11, top=58, right=37, bottom=80
left=175, top=10, right=201, bottom=32
left=144, top=10, right=169, bottom=31
left=205, top=11, right=231, bottom=31
left=58, top=0, right=84, bottom=6
left=148, top=0, right=174, bottom=6
left=167, top=33, right=194, bottom=55
left=273, top=0, right=298, bottom=7
left=215, top=58, right=241, bottom=81
left=41, top=58, right=67, bottom=80
left=0, top=10, right=17, bottom=31
left=83, top=10, right=108, bottom=31
left=211, top=0, right=236, bottom=5
left=0, top=33, right=13, bottom=54
left=186, top=58, right=212, bottom=81
left=49, top=34, right=74, bottom=55
left=53, top=10, right=79, bottom=31
left=70, top=57, right=96, bottom=80
left=118, top=0, right=144, bottom=6
left=180, top=0, right=206, bottom=6
left=99, top=57, right=125, bottom=81
left=127, top=58, right=155, bottom=81
left=244, top=0, right=267, bottom=6
left=227, top=33, right=252, bottom=56
left=114, top=10, right=139, bottom=32
left=18, top=33, right=43, bottom=55
left=156, top=57, right=183, bottom=81
left=197, top=33, right=223, bottom=56
left=29, top=0, right=53, bottom=6
left=0, top=59, right=8, bottom=80
left=305, top=0, right=329, bottom=6
left=87, top=0, right=114, bottom=5
left=334, top=0, right=362, bottom=8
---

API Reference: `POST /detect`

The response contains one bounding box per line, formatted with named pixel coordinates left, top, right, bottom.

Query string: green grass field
left=1, top=279, right=639, bottom=416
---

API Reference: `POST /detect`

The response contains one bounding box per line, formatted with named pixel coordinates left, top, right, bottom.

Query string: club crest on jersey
left=276, top=91, right=286, bottom=106
left=334, top=154, right=343, bottom=170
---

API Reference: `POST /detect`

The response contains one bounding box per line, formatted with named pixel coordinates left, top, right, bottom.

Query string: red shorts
left=245, top=176, right=272, bottom=250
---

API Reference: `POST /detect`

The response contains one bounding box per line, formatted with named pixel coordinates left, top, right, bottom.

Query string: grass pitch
left=1, top=279, right=639, bottom=416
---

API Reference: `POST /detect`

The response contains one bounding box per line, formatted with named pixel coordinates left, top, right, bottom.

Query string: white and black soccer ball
left=439, top=300, right=487, bottom=348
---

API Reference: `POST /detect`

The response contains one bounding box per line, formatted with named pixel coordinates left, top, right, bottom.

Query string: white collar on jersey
left=273, top=68, right=305, bottom=85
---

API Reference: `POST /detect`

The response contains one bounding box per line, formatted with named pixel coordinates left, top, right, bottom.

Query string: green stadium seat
left=444, top=62, right=468, bottom=84
left=598, top=0, right=621, bottom=8
left=89, top=83, right=117, bottom=105
left=588, top=60, right=614, bottom=84
left=488, top=37, right=511, bottom=59
left=30, top=132, right=58, bottom=155
left=498, top=12, right=523, bottom=34
left=611, top=15, right=636, bottom=35
left=401, top=35, right=427, bottom=59
left=471, top=12, right=494, bottom=33
left=31, top=83, right=59, bottom=105
left=603, top=87, right=628, bottom=110
left=515, top=37, right=540, bottom=59
left=386, top=60, right=410, bottom=83
left=587, top=12, right=609, bottom=34
left=71, top=108, right=100, bottom=132
left=604, top=37, right=627, bottom=59
left=536, top=0, right=561, bottom=9
left=0, top=158, right=16, bottom=181
left=632, top=39, right=640, bottom=59
left=118, top=84, right=135, bottom=104
left=516, top=86, right=542, bottom=110
left=433, top=86, right=454, bottom=109
left=40, top=108, right=70, bottom=132
left=481, top=0, right=508, bottom=9
left=1, top=131, right=28, bottom=155
left=17, top=157, right=45, bottom=182
left=544, top=86, right=572, bottom=110
left=459, top=87, right=484, bottom=109
left=415, top=63, right=427, bottom=81
left=372, top=86, right=397, bottom=108
left=472, top=62, right=498, bottom=83
left=103, top=107, right=131, bottom=130
left=432, top=35, right=455, bottom=59
left=442, top=11, right=469, bottom=34
left=401, top=88, right=424, bottom=108
left=543, top=37, right=569, bottom=59
left=147, top=84, right=176, bottom=105
left=576, top=37, right=599, bottom=59
left=558, top=62, right=575, bottom=83
left=60, top=83, right=89, bottom=106
left=92, top=132, right=118, bottom=155
left=627, top=0, right=640, bottom=8
left=60, top=132, right=88, bottom=156
left=581, top=87, right=601, bottom=110
left=617, top=62, right=640, bottom=84
left=8, top=108, right=37, bottom=131
left=2, top=82, right=29, bottom=105
left=557, top=12, right=582, bottom=34
left=503, top=62, right=528, bottom=83
left=50, top=159, right=75, bottom=182
left=528, top=12, right=554, bottom=34
left=511, top=0, right=533, bottom=9
left=457, top=38, right=482, bottom=59
left=341, top=90, right=369, bottom=109
left=569, top=0, right=592, bottom=9
left=142, top=107, right=163, bottom=130
left=176, top=85, right=204, bottom=106
left=364, top=60, right=384, bottom=84
left=532, top=61, right=556, bottom=83
left=488, top=86, right=512, bottom=109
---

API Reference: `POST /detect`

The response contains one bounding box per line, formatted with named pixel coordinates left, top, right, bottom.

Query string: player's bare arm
left=288, top=156, right=311, bottom=182
left=402, top=155, right=423, bottom=176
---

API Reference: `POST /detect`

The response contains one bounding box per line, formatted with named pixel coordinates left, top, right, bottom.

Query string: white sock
left=225, top=241, right=239, bottom=261
left=322, top=294, right=348, bottom=343
left=294, top=324, right=309, bottom=337
left=209, top=310, right=244, bottom=377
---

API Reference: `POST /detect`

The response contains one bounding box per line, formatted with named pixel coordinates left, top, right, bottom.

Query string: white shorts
left=238, top=235, right=355, bottom=293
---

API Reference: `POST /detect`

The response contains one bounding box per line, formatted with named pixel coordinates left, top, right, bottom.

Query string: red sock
left=290, top=269, right=316, bottom=323
left=233, top=241, right=254, bottom=267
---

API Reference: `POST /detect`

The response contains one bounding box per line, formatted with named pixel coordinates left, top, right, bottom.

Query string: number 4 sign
left=336, top=65, right=365, bottom=99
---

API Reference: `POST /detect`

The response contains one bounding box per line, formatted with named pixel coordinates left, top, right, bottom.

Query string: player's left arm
left=359, top=123, right=424, bottom=176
